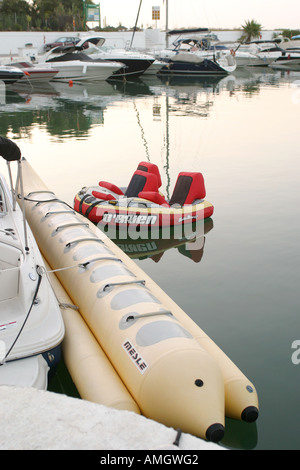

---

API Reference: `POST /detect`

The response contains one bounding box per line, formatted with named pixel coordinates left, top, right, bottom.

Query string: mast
left=165, top=0, right=169, bottom=47
left=130, top=0, right=143, bottom=49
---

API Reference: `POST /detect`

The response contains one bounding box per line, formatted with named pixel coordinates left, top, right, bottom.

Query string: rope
left=36, top=265, right=79, bottom=311
left=38, top=264, right=82, bottom=275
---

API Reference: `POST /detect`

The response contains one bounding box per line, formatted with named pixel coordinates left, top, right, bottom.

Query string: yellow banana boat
left=43, top=259, right=140, bottom=414
left=20, top=157, right=258, bottom=442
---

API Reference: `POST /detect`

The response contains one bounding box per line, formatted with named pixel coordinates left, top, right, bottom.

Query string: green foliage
left=0, top=0, right=92, bottom=31
left=0, top=0, right=133, bottom=32
left=280, top=29, right=300, bottom=39
left=0, top=0, right=31, bottom=15
left=241, top=19, right=262, bottom=42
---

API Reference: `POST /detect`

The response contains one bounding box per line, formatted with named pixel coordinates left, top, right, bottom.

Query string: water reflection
left=0, top=69, right=292, bottom=142
left=101, top=217, right=213, bottom=263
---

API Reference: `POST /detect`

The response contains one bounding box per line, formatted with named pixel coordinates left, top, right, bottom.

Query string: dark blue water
left=1, top=69, right=299, bottom=450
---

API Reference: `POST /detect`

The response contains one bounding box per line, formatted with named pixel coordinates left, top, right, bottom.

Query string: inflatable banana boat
left=74, top=161, right=214, bottom=228
left=20, top=157, right=258, bottom=443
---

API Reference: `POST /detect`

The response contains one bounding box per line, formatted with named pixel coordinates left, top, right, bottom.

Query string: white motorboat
left=0, top=65, right=24, bottom=84
left=0, top=137, right=64, bottom=389
left=74, top=36, right=155, bottom=78
left=38, top=46, right=123, bottom=82
left=155, top=36, right=236, bottom=75
left=155, top=35, right=222, bottom=61
left=269, top=51, right=300, bottom=71
left=234, top=41, right=285, bottom=67
left=9, top=61, right=59, bottom=82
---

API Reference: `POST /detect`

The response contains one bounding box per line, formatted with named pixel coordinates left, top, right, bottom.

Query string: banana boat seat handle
left=45, top=210, right=76, bottom=217
left=80, top=256, right=123, bottom=268
left=126, top=310, right=173, bottom=322
left=66, top=238, right=104, bottom=248
left=55, top=223, right=90, bottom=232
left=103, top=279, right=146, bottom=292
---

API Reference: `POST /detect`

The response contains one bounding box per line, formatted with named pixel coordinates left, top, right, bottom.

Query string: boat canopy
left=167, top=28, right=209, bottom=36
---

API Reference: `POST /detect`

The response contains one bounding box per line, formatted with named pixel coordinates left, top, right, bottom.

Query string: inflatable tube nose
left=224, top=380, right=259, bottom=422
left=241, top=406, right=259, bottom=423
left=138, top=346, right=225, bottom=441
left=206, top=423, right=225, bottom=442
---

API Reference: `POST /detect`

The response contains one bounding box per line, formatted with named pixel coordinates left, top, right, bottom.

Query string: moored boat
left=155, top=36, right=236, bottom=75
left=73, top=161, right=214, bottom=229
left=18, top=153, right=259, bottom=441
left=9, top=61, right=59, bottom=82
left=0, top=65, right=24, bottom=84
left=0, top=137, right=64, bottom=389
left=75, top=36, right=155, bottom=79
left=269, top=51, right=300, bottom=71
left=158, top=50, right=236, bottom=76
left=38, top=46, right=124, bottom=82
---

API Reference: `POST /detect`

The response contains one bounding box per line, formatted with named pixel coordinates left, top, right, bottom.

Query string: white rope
left=37, top=265, right=79, bottom=311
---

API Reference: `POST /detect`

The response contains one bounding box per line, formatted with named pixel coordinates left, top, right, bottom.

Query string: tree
left=241, top=20, right=262, bottom=42
left=0, top=0, right=31, bottom=14
left=0, top=0, right=97, bottom=31
left=280, top=29, right=300, bottom=39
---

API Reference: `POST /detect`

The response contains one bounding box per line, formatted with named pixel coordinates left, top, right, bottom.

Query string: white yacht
left=38, top=45, right=123, bottom=82
left=155, top=37, right=236, bottom=75
left=269, top=51, right=300, bottom=71
left=74, top=36, right=155, bottom=78
left=235, top=41, right=286, bottom=67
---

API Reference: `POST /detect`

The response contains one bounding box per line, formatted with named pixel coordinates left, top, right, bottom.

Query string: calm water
left=1, top=68, right=299, bottom=450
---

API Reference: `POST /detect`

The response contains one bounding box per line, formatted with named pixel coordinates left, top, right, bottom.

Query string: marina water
left=0, top=68, right=299, bottom=450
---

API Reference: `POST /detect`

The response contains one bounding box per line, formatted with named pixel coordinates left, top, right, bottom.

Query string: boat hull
left=106, top=58, right=154, bottom=78
left=40, top=60, right=122, bottom=82
left=270, top=57, right=300, bottom=71
left=73, top=192, right=214, bottom=229
left=20, top=69, right=58, bottom=82
left=0, top=354, right=49, bottom=389
left=158, top=59, right=230, bottom=75
left=0, top=68, right=24, bottom=84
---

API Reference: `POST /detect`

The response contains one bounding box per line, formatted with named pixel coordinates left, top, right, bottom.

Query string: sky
left=95, top=0, right=300, bottom=31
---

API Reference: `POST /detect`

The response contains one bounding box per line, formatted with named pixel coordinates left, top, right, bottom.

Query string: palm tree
left=241, top=20, right=262, bottom=42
